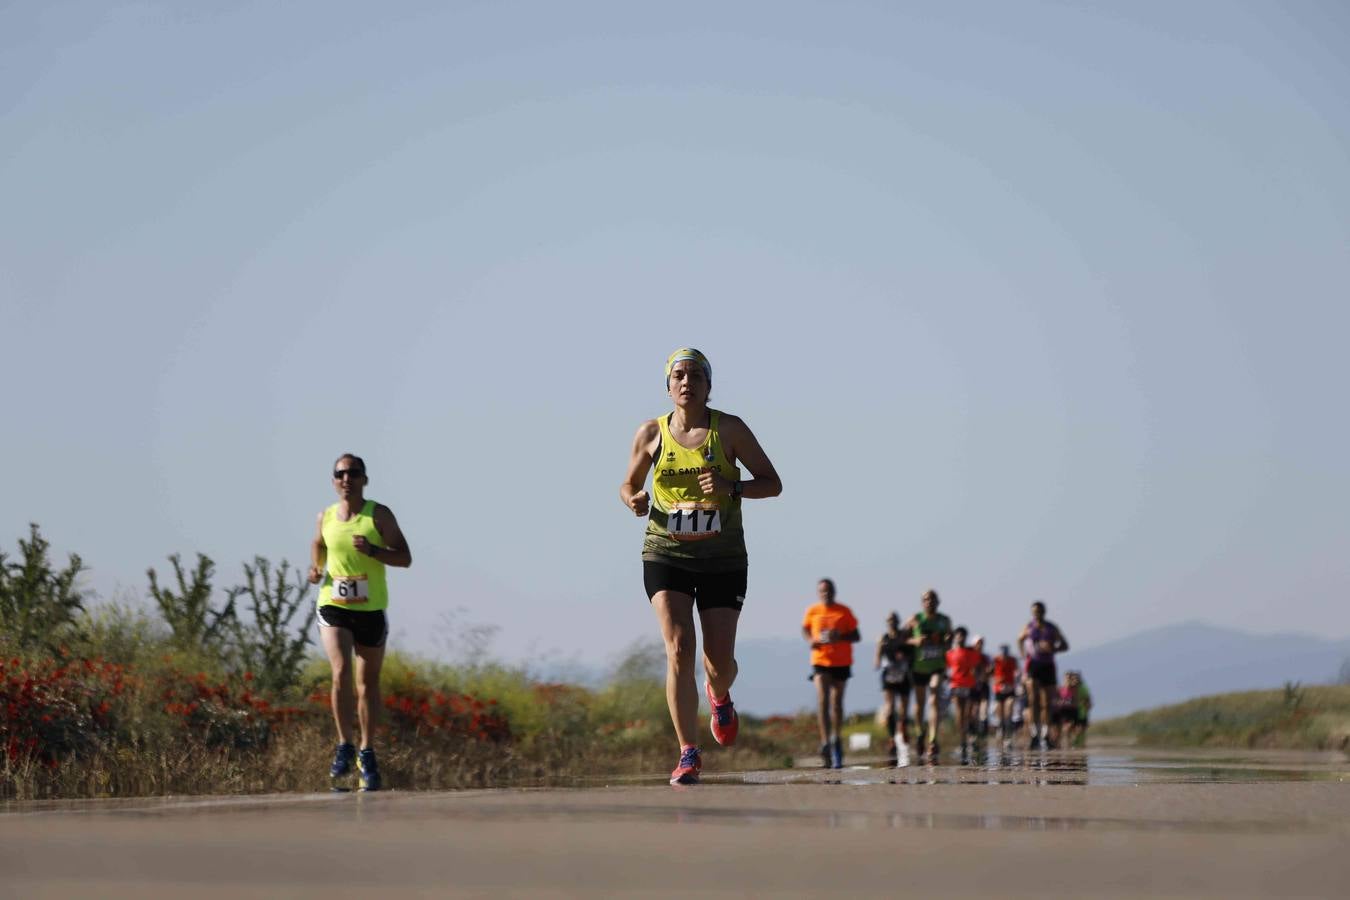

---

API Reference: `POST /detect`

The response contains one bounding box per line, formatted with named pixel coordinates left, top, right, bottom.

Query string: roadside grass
left=1, top=638, right=805, bottom=800
left=1093, top=684, right=1350, bottom=752
left=1, top=527, right=815, bottom=800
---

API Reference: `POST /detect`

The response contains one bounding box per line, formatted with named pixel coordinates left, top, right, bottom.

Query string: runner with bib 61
left=619, top=348, right=782, bottom=786
left=308, top=453, right=412, bottom=792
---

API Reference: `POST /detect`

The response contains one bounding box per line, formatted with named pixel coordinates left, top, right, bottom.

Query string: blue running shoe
left=330, top=742, right=356, bottom=780
left=830, top=737, right=844, bottom=769
left=670, top=746, right=702, bottom=786
left=357, top=747, right=382, bottom=792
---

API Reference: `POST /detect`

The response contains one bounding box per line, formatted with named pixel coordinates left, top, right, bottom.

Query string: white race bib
left=883, top=659, right=910, bottom=684
left=331, top=575, right=369, bottom=604
left=667, top=502, right=722, bottom=542
left=920, top=645, right=945, bottom=662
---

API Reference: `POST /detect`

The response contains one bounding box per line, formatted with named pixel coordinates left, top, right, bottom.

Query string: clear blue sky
left=4, top=1, right=1348, bottom=671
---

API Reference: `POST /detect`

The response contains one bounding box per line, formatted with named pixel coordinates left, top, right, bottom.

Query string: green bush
left=148, top=553, right=234, bottom=656
left=0, top=524, right=88, bottom=654
left=225, top=557, right=315, bottom=698
left=62, top=601, right=167, bottom=669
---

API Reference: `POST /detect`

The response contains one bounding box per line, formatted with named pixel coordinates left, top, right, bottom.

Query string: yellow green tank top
left=642, top=409, right=746, bottom=571
left=318, top=500, right=389, bottom=611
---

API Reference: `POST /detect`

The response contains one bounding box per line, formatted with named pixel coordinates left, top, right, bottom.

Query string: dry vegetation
left=1, top=523, right=807, bottom=800
left=1093, top=684, right=1350, bottom=752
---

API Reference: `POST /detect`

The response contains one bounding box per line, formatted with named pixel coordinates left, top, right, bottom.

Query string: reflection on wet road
left=513, top=744, right=1350, bottom=791
left=3, top=745, right=1348, bottom=898
left=747, top=745, right=1350, bottom=787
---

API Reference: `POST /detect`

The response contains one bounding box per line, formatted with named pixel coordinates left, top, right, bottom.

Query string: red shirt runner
left=992, top=656, right=1018, bottom=691
left=946, top=646, right=982, bottom=689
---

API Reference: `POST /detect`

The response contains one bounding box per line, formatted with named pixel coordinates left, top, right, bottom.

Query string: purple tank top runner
left=1026, top=621, right=1059, bottom=663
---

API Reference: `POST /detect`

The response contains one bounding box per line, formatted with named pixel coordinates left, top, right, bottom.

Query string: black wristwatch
left=731, top=480, right=743, bottom=499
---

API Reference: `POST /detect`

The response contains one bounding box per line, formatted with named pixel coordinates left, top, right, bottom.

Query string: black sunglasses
left=333, top=469, right=365, bottom=480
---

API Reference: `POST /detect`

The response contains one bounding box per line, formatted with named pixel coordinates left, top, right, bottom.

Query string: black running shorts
left=1027, top=659, right=1057, bottom=688
left=317, top=605, right=389, bottom=649
left=881, top=673, right=912, bottom=694
left=812, top=665, right=852, bottom=681
left=643, top=560, right=746, bottom=611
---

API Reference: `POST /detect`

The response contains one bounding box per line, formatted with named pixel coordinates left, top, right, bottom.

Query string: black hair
left=818, top=578, right=836, bottom=599
left=333, top=452, right=366, bottom=475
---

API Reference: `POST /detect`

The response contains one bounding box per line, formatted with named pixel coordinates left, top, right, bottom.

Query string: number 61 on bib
left=667, top=501, right=722, bottom=542
left=331, top=575, right=369, bottom=603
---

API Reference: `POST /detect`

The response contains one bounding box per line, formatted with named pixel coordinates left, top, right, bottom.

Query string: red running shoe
left=670, top=746, right=702, bottom=786
left=705, top=682, right=739, bottom=746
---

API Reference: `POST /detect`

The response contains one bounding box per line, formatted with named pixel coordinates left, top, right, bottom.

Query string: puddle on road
left=725, top=747, right=1350, bottom=788
left=545, top=747, right=1349, bottom=790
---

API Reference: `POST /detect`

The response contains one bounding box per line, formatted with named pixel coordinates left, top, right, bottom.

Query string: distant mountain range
left=724, top=621, right=1350, bottom=719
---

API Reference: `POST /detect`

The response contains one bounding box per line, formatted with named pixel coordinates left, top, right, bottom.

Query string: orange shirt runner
left=802, top=603, right=859, bottom=667
left=992, top=656, right=1018, bottom=691
left=946, top=646, right=982, bottom=689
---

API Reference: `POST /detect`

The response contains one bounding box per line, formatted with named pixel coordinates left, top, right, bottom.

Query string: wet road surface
left=4, top=745, right=1347, bottom=898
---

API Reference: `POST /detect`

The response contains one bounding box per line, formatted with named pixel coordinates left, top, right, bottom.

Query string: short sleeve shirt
left=946, top=647, right=982, bottom=689
left=992, top=656, right=1018, bottom=690
left=802, top=603, right=859, bottom=667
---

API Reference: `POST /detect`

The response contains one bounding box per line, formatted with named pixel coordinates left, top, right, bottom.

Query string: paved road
left=4, top=748, right=1348, bottom=898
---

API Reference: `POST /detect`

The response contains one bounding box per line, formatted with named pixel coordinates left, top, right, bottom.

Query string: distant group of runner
left=805, top=586, right=1091, bottom=768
